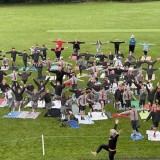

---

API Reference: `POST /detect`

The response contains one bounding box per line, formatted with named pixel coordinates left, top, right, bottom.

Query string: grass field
left=0, top=1, right=160, bottom=160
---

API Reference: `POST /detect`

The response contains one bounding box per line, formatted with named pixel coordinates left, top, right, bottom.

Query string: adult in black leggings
left=91, top=119, right=119, bottom=160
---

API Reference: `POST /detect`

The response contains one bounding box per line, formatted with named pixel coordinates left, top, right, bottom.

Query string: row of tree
left=0, top=0, right=159, bottom=3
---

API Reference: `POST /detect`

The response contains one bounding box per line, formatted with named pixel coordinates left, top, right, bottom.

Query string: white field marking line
left=47, top=29, right=160, bottom=33
left=0, top=135, right=147, bottom=144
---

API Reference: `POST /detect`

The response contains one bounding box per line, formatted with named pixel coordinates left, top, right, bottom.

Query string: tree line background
left=0, top=0, right=159, bottom=3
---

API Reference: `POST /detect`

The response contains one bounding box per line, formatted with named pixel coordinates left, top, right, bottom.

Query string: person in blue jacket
left=129, top=35, right=136, bottom=53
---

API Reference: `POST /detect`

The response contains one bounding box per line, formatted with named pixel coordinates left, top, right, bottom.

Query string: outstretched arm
left=113, top=119, right=119, bottom=130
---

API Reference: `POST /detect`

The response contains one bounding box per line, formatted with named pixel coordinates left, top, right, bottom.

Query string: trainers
left=91, top=151, right=97, bottom=156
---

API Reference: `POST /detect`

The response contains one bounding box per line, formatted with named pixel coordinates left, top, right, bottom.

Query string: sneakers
left=91, top=151, right=97, bottom=156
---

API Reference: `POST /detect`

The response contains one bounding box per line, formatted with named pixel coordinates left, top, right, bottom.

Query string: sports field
left=0, top=1, right=160, bottom=160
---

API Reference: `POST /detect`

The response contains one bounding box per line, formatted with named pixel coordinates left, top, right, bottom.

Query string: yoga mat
left=112, top=113, right=130, bottom=118
left=19, top=67, right=29, bottom=71
left=88, top=112, right=108, bottom=121
left=93, top=102, right=101, bottom=110
left=3, top=111, right=21, bottom=118
left=52, top=100, right=61, bottom=109
left=1, top=66, right=9, bottom=71
left=25, top=100, right=45, bottom=108
left=8, top=66, right=18, bottom=71
left=130, top=132, right=143, bottom=141
left=131, top=101, right=140, bottom=109
left=66, top=120, right=80, bottom=128
left=100, top=73, right=105, bottom=78
left=45, top=76, right=56, bottom=81
left=29, top=67, right=37, bottom=71
left=26, top=112, right=41, bottom=119
left=75, top=115, right=94, bottom=124
left=72, top=104, right=79, bottom=115
left=51, top=65, right=58, bottom=70
left=16, top=111, right=30, bottom=118
left=146, top=130, right=160, bottom=141
left=139, top=111, right=150, bottom=119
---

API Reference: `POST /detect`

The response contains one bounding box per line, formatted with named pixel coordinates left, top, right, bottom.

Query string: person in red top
left=52, top=38, right=66, bottom=48
left=51, top=45, right=64, bottom=61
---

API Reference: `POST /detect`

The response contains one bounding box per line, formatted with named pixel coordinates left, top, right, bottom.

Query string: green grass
left=0, top=1, right=160, bottom=160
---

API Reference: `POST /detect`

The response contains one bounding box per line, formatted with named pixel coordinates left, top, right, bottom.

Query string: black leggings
left=96, top=144, right=116, bottom=160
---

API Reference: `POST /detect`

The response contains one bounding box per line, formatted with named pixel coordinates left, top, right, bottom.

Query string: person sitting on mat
left=91, top=119, right=119, bottom=160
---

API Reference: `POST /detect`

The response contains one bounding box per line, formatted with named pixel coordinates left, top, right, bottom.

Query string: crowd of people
left=0, top=35, right=160, bottom=160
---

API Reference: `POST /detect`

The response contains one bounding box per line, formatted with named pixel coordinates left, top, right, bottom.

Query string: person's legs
left=109, top=150, right=116, bottom=160
left=96, top=144, right=109, bottom=153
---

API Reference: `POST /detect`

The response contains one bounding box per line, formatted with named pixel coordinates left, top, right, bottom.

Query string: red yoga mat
left=112, top=113, right=130, bottom=118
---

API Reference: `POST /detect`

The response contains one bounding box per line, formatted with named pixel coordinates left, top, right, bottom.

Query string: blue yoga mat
left=51, top=65, right=58, bottom=70
left=19, top=67, right=29, bottom=71
left=66, top=120, right=80, bottom=128
left=130, top=132, right=143, bottom=141
left=8, top=67, right=18, bottom=71
left=29, top=67, right=37, bottom=71
left=3, top=111, right=21, bottom=118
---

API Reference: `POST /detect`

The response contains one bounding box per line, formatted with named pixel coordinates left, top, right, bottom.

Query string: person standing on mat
left=18, top=68, right=32, bottom=84
left=26, top=82, right=35, bottom=103
left=34, top=61, right=44, bottom=79
left=26, top=88, right=42, bottom=113
left=18, top=50, right=31, bottom=68
left=0, top=67, right=7, bottom=84
left=33, top=77, right=50, bottom=92
left=68, top=39, right=85, bottom=54
left=52, top=38, right=66, bottom=49
left=77, top=91, right=87, bottom=120
left=64, top=72, right=84, bottom=90
left=145, top=82, right=159, bottom=110
left=110, top=39, right=125, bottom=54
left=48, top=66, right=70, bottom=85
left=0, top=54, right=10, bottom=68
left=129, top=35, right=136, bottom=53
left=40, top=88, right=54, bottom=116
left=50, top=81, right=65, bottom=97
left=86, top=89, right=95, bottom=118
left=11, top=84, right=26, bottom=112
left=0, top=79, right=10, bottom=97
left=6, top=69, right=18, bottom=86
left=4, top=87, right=14, bottom=115
left=138, top=41, right=156, bottom=57
left=91, top=119, right=119, bottom=160
left=139, top=85, right=147, bottom=111
left=114, top=84, right=124, bottom=113
left=6, top=48, right=22, bottom=67
left=119, top=105, right=145, bottom=135
left=142, top=65, right=159, bottom=80
left=51, top=45, right=64, bottom=61
left=40, top=45, right=48, bottom=61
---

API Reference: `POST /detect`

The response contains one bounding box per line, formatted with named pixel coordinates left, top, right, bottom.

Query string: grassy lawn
left=0, top=1, right=160, bottom=160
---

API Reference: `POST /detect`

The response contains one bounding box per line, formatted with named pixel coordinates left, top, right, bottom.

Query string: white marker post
left=42, top=134, right=45, bottom=157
